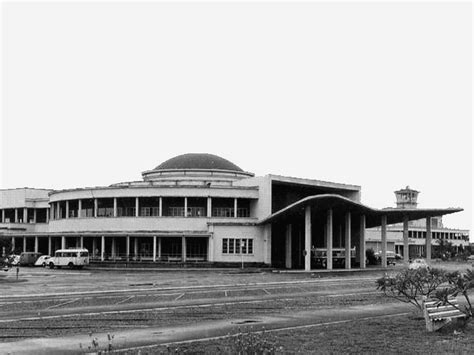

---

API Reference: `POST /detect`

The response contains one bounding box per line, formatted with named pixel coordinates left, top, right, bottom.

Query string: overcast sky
left=1, top=1, right=472, bottom=235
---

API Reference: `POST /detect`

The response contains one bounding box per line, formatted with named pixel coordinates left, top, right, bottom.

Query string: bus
left=48, top=248, right=89, bottom=269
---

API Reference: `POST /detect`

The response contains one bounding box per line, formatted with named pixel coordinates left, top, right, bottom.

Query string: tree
left=433, top=239, right=455, bottom=260
left=376, top=268, right=448, bottom=311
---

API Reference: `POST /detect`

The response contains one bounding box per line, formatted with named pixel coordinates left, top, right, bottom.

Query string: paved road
left=0, top=267, right=397, bottom=354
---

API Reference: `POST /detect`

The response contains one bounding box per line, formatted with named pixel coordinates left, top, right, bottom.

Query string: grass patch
left=123, top=314, right=474, bottom=354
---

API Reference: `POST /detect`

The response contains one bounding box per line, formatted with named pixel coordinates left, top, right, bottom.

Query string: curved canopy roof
left=154, top=153, right=244, bottom=172
left=258, top=194, right=463, bottom=228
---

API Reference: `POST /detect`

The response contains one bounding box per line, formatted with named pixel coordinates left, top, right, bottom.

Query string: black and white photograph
left=1, top=0, right=472, bottom=353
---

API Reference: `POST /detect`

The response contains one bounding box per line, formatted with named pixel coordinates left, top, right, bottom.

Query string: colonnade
left=0, top=208, right=49, bottom=223
left=290, top=207, right=434, bottom=271
left=50, top=197, right=250, bottom=219
left=10, top=235, right=211, bottom=263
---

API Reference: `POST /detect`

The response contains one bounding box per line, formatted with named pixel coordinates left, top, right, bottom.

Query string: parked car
left=409, top=258, right=429, bottom=269
left=34, top=255, right=51, bottom=267
left=7, top=255, right=20, bottom=266
left=19, top=252, right=43, bottom=266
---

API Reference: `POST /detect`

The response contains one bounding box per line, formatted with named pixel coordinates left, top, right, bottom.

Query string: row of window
left=56, top=207, right=250, bottom=219
left=408, top=230, right=468, bottom=241
left=222, top=238, right=254, bottom=254
left=55, top=251, right=88, bottom=257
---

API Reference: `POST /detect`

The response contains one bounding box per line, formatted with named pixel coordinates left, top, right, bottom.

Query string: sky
left=1, top=1, right=472, bottom=236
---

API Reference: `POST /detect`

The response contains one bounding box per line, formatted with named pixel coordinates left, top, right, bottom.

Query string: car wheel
left=49, top=262, right=55, bottom=269
left=68, top=262, right=74, bottom=269
left=42, top=262, right=46, bottom=267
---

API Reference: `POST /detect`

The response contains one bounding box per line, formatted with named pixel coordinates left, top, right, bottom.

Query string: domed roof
left=154, top=153, right=244, bottom=172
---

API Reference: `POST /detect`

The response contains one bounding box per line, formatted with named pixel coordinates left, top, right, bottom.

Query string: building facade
left=0, top=154, right=467, bottom=270
left=366, top=186, right=470, bottom=257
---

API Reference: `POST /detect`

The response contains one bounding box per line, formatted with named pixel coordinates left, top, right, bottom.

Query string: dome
left=154, top=153, right=244, bottom=172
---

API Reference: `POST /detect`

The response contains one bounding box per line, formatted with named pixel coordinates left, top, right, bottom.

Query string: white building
left=366, top=186, right=469, bottom=257
left=0, top=154, right=466, bottom=270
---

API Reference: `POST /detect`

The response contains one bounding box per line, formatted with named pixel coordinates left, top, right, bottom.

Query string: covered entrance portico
left=260, top=194, right=462, bottom=271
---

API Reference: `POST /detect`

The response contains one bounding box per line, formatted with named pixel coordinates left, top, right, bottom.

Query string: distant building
left=366, top=186, right=469, bottom=257
left=0, top=154, right=467, bottom=270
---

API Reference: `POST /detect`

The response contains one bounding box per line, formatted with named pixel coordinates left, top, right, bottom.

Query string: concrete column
left=184, top=197, right=188, bottom=217
left=113, top=198, right=117, bottom=217
left=23, top=208, right=27, bottom=223
left=78, top=199, right=82, bottom=218
left=326, top=209, right=333, bottom=270
left=234, top=198, right=238, bottom=218
left=48, top=236, right=52, bottom=256
left=304, top=206, right=311, bottom=271
left=34, top=236, right=39, bottom=253
left=80, top=236, right=84, bottom=249
left=65, top=201, right=69, bottom=219
left=158, top=237, right=162, bottom=260
left=159, top=197, right=163, bottom=217
left=126, top=236, right=130, bottom=261
left=92, top=238, right=97, bottom=258
left=359, top=215, right=366, bottom=269
left=263, top=224, right=272, bottom=265
left=182, top=236, right=187, bottom=262
left=1, top=209, right=4, bottom=223
left=135, top=197, right=139, bottom=217
left=50, top=204, right=53, bottom=221
left=46, top=208, right=49, bottom=223
left=207, top=235, right=213, bottom=262
left=153, top=236, right=157, bottom=262
left=101, top=236, right=105, bottom=261
left=207, top=197, right=212, bottom=217
left=11, top=237, right=15, bottom=253
left=56, top=202, right=60, bottom=219
left=338, top=225, right=343, bottom=248
left=94, top=199, right=98, bottom=218
left=403, top=216, right=409, bottom=265
left=426, top=217, right=432, bottom=263
left=61, top=236, right=66, bottom=250
left=285, top=224, right=292, bottom=269
left=23, top=237, right=27, bottom=252
left=134, top=237, right=138, bottom=259
left=111, top=238, right=116, bottom=259
left=345, top=212, right=351, bottom=270
left=33, top=209, right=37, bottom=223
left=381, top=215, right=387, bottom=268
left=14, top=209, right=18, bottom=223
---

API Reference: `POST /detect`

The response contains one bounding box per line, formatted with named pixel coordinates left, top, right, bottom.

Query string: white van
left=49, top=248, right=89, bottom=269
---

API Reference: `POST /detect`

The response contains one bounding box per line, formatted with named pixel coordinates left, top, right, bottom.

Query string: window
left=222, top=238, right=254, bottom=255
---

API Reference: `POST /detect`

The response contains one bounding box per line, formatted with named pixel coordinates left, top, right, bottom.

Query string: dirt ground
left=1, top=261, right=473, bottom=354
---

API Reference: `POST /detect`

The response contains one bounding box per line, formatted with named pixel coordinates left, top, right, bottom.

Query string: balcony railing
left=213, top=207, right=249, bottom=217
left=117, top=207, right=136, bottom=217
left=186, top=207, right=206, bottom=217
left=168, top=207, right=185, bottom=217
left=212, top=207, right=234, bottom=217
left=140, top=207, right=159, bottom=217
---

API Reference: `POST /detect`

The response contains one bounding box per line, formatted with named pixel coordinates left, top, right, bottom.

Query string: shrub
left=366, top=248, right=378, bottom=266
left=376, top=268, right=448, bottom=310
